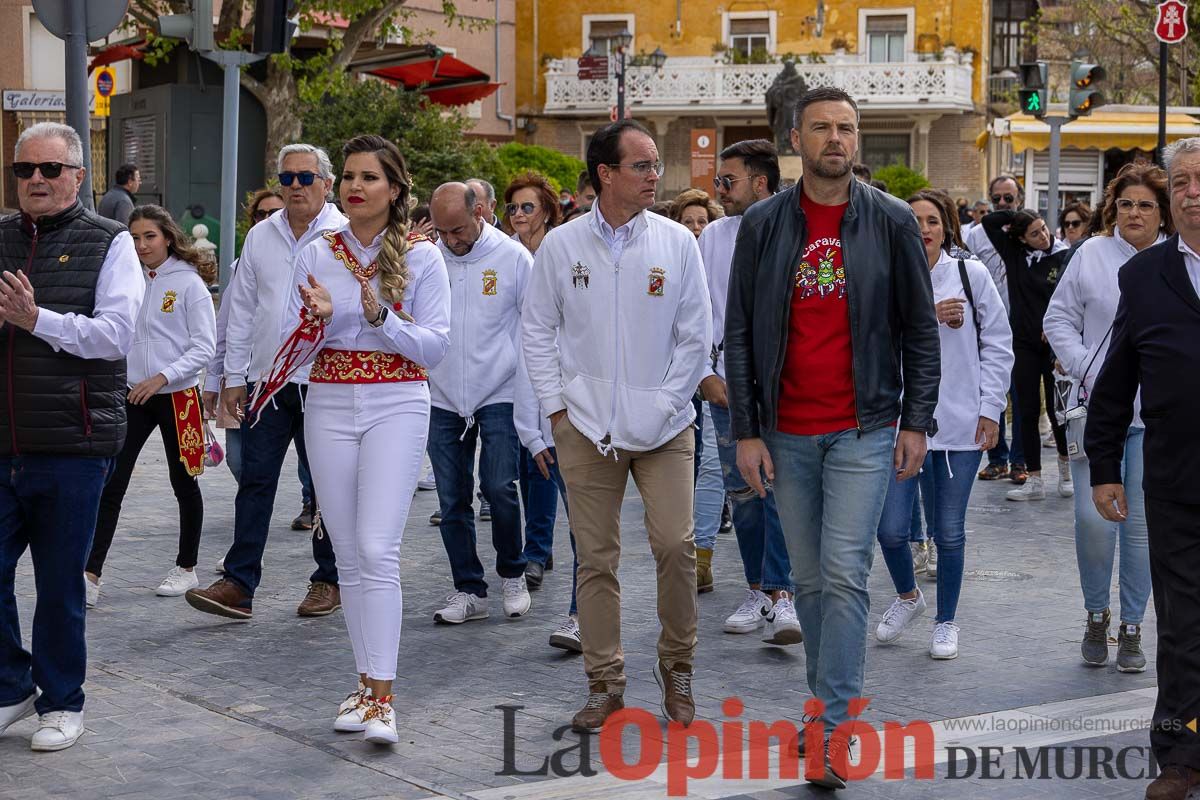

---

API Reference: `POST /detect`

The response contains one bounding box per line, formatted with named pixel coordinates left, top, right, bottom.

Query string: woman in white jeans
left=271, top=134, right=450, bottom=743
left=1044, top=162, right=1171, bottom=673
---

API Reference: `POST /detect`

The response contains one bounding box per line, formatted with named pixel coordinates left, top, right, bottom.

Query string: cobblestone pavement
left=2, top=439, right=1179, bottom=799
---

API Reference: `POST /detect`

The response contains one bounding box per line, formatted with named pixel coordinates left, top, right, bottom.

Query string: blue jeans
left=226, top=426, right=313, bottom=509
left=764, top=426, right=893, bottom=732
left=909, top=487, right=930, bottom=543
left=519, top=446, right=578, bottom=616
left=693, top=403, right=723, bottom=551
left=222, top=383, right=337, bottom=596
left=988, top=384, right=1025, bottom=467
left=877, top=450, right=982, bottom=623
left=0, top=455, right=112, bottom=714
left=1072, top=428, right=1150, bottom=624
left=709, top=404, right=791, bottom=592
left=429, top=403, right=525, bottom=597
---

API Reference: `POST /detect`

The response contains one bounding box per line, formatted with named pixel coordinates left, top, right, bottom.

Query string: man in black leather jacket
left=724, top=87, right=940, bottom=789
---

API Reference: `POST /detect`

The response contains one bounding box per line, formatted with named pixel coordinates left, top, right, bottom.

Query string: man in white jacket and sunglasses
left=522, top=120, right=713, bottom=733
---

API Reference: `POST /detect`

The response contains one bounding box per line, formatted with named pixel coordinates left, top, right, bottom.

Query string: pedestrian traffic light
left=253, top=0, right=299, bottom=55
left=1069, top=62, right=1106, bottom=118
left=155, top=0, right=215, bottom=53
left=1018, top=62, right=1048, bottom=119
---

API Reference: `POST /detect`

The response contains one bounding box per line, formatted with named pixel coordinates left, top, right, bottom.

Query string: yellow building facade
left=514, top=0, right=992, bottom=198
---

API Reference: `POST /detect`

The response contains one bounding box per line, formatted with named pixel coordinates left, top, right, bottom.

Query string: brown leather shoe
left=185, top=579, right=252, bottom=620
left=1146, top=765, right=1200, bottom=800
left=653, top=659, right=695, bottom=726
left=570, top=683, right=625, bottom=733
left=297, top=581, right=341, bottom=617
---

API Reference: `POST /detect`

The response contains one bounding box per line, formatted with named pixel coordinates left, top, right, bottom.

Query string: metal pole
left=218, top=59, right=238, bottom=291
left=616, top=48, right=626, bottom=122
left=1046, top=115, right=1064, bottom=235
left=1158, top=40, right=1169, bottom=166
left=65, top=0, right=94, bottom=209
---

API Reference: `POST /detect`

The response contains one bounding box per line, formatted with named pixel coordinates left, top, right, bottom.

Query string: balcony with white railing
left=543, top=51, right=976, bottom=115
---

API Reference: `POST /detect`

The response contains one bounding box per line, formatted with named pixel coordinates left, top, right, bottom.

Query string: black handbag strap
left=957, top=259, right=982, bottom=349
left=1076, top=322, right=1115, bottom=406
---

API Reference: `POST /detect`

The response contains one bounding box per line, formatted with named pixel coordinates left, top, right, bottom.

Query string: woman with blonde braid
left=272, top=135, right=450, bottom=743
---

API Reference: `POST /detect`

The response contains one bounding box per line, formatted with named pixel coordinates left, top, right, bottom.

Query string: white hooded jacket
left=927, top=251, right=1014, bottom=452
left=429, top=223, right=533, bottom=420
left=1043, top=227, right=1158, bottom=425
left=126, top=255, right=217, bottom=393
left=522, top=207, right=713, bottom=453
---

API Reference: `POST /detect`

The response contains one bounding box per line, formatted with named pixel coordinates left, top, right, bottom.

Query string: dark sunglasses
left=278, top=171, right=318, bottom=187
left=252, top=207, right=281, bottom=222
left=714, top=174, right=753, bottom=192
left=506, top=201, right=538, bottom=216
left=12, top=161, right=80, bottom=180
left=1064, top=218, right=1084, bottom=229
left=990, top=193, right=1016, bottom=205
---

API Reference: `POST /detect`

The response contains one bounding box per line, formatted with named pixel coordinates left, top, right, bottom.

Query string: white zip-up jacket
left=522, top=207, right=713, bottom=453
left=927, top=252, right=1014, bottom=451
left=429, top=223, right=532, bottom=419
left=697, top=214, right=741, bottom=381
left=222, top=203, right=347, bottom=387
left=1043, top=227, right=1157, bottom=426
left=127, top=255, right=217, bottom=392
left=514, top=347, right=554, bottom=455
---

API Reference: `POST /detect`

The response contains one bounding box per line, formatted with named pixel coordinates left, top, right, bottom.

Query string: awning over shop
left=356, top=46, right=501, bottom=107
left=1000, top=110, right=1200, bottom=151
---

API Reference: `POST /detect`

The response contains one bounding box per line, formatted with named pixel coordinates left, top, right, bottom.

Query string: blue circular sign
left=97, top=70, right=115, bottom=97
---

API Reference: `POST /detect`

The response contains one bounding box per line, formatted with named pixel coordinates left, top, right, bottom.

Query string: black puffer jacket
left=724, top=178, right=941, bottom=439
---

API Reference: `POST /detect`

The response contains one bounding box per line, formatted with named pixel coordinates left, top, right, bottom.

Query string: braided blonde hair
left=342, top=135, right=413, bottom=305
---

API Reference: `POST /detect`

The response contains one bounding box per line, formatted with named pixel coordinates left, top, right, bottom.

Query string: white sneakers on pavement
left=724, top=589, right=772, bottom=634
left=156, top=566, right=199, bottom=597
left=84, top=575, right=100, bottom=609
left=1007, top=474, right=1046, bottom=501
left=362, top=698, right=398, bottom=745
left=926, top=543, right=938, bottom=579
left=762, top=592, right=803, bottom=645
left=911, top=541, right=929, bottom=574
left=334, top=683, right=370, bottom=733
left=433, top=591, right=488, bottom=624
left=549, top=615, right=582, bottom=652
left=876, top=590, right=928, bottom=643
left=30, top=710, right=84, bottom=751
left=1057, top=458, right=1074, bottom=497
left=931, top=621, right=960, bottom=659
left=502, top=576, right=532, bottom=618
left=417, top=467, right=436, bottom=491
left=0, top=691, right=37, bottom=736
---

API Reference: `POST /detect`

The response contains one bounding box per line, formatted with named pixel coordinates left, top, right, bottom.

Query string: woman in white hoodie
left=874, top=190, right=1014, bottom=660
left=85, top=206, right=217, bottom=604
left=1043, top=162, right=1172, bottom=674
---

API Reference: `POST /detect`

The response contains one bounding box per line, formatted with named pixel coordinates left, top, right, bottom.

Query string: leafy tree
left=299, top=79, right=503, bottom=202
left=494, top=143, right=586, bottom=194
left=874, top=162, right=930, bottom=199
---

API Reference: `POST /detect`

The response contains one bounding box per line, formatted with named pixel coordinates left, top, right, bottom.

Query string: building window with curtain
left=728, top=17, right=771, bottom=61
left=866, top=15, right=907, bottom=63
left=586, top=19, right=633, bottom=57
left=861, top=133, right=911, bottom=171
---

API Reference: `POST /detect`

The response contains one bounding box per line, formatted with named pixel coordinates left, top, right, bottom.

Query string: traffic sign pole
left=1046, top=116, right=1066, bottom=235
left=1159, top=41, right=1169, bottom=164
left=1154, top=1, right=1191, bottom=165
left=64, top=0, right=92, bottom=208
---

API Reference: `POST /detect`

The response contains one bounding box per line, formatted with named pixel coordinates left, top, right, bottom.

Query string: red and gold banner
left=309, top=349, right=427, bottom=384
left=171, top=387, right=205, bottom=477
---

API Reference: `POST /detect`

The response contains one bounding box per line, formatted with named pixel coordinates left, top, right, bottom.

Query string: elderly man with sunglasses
left=186, top=144, right=346, bottom=621
left=0, top=122, right=142, bottom=751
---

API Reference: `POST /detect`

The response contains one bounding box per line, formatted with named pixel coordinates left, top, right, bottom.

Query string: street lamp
left=612, top=28, right=633, bottom=121
left=649, top=46, right=667, bottom=70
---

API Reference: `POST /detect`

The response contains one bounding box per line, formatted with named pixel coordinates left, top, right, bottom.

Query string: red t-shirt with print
left=776, top=192, right=858, bottom=435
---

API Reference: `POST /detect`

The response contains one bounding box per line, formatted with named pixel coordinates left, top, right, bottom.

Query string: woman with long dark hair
left=84, top=205, right=217, bottom=605
left=980, top=206, right=1072, bottom=500
left=1044, top=162, right=1172, bottom=672
left=261, top=135, right=450, bottom=744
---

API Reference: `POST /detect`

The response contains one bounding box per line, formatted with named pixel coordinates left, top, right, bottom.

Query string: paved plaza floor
left=2, top=440, right=1182, bottom=799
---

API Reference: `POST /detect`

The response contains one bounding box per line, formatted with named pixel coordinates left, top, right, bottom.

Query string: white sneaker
left=0, top=691, right=37, bottom=735
left=926, top=543, right=938, bottom=579
left=724, top=589, right=772, bottom=634
left=417, top=467, right=436, bottom=491
left=911, top=541, right=929, bottom=574
left=30, top=710, right=84, bottom=751
left=1006, top=474, right=1046, bottom=501
left=763, top=592, right=803, bottom=645
left=433, top=591, right=488, bottom=624
left=549, top=615, right=582, bottom=653
left=334, top=683, right=370, bottom=732
left=876, top=590, right=928, bottom=643
left=362, top=698, right=398, bottom=745
left=156, top=566, right=199, bottom=597
left=214, top=558, right=225, bottom=574
left=1057, top=458, right=1074, bottom=497
left=502, top=576, right=532, bottom=618
left=84, top=575, right=100, bottom=609
left=931, top=621, right=960, bottom=659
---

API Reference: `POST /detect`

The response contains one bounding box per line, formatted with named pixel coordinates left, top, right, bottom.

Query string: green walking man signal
left=1018, top=62, right=1049, bottom=119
